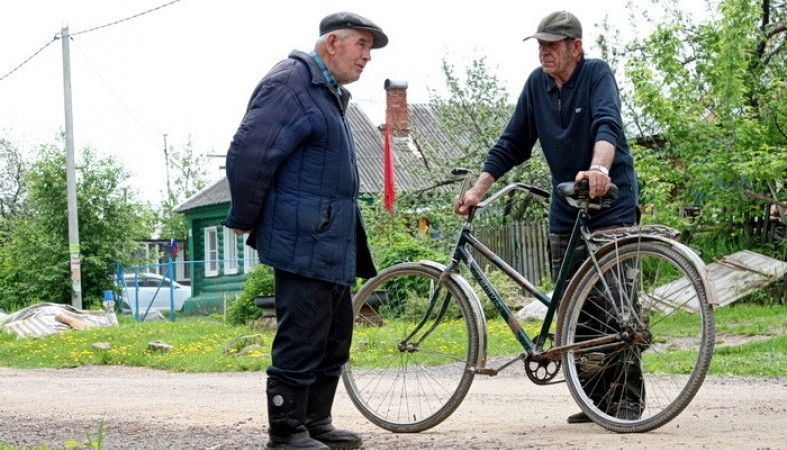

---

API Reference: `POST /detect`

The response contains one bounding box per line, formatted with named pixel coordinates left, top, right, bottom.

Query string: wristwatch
left=589, top=164, right=609, bottom=176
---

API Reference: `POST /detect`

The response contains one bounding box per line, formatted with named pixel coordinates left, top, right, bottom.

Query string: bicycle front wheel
left=557, top=241, right=715, bottom=433
left=342, top=262, right=481, bottom=433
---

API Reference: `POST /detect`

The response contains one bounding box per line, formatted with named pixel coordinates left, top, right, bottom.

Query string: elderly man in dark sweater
left=455, top=11, right=642, bottom=424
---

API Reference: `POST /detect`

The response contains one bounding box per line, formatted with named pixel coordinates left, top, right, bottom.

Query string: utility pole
left=61, top=25, right=82, bottom=309
left=163, top=133, right=172, bottom=201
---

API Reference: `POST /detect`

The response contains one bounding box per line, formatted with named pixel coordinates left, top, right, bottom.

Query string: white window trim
left=223, top=227, right=239, bottom=275
left=175, top=250, right=189, bottom=282
left=243, top=233, right=258, bottom=273
left=204, top=227, right=219, bottom=277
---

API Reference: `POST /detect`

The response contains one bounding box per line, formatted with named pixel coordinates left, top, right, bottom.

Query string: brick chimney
left=384, top=79, right=409, bottom=137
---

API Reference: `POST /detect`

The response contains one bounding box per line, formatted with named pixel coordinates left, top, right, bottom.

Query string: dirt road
left=0, top=365, right=785, bottom=449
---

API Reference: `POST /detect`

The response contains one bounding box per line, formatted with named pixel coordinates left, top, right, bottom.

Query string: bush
left=226, top=264, right=274, bottom=325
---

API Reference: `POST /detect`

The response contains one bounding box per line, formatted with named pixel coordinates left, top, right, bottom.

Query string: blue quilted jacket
left=223, top=51, right=376, bottom=285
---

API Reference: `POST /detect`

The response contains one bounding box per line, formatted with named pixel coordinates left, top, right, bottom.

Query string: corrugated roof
left=176, top=102, right=461, bottom=212
left=173, top=176, right=230, bottom=212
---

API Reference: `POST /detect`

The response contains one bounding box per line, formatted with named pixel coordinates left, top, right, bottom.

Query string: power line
left=0, top=38, right=57, bottom=82
left=0, top=0, right=184, bottom=83
left=71, top=0, right=184, bottom=37
left=70, top=40, right=162, bottom=149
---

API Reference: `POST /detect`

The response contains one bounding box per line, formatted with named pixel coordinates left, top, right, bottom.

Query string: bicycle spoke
left=559, top=241, right=714, bottom=433
left=343, top=263, right=480, bottom=433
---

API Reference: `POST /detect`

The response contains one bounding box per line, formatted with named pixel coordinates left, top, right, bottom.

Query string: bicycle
left=342, top=168, right=717, bottom=434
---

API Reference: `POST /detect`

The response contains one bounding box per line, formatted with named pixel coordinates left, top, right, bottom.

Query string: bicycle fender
left=419, top=260, right=489, bottom=369
left=566, top=235, right=719, bottom=309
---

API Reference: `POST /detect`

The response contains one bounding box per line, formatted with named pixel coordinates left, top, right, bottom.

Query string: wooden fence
left=472, top=219, right=551, bottom=286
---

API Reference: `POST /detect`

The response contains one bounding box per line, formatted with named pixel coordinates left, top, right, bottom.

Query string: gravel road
left=1, top=365, right=785, bottom=449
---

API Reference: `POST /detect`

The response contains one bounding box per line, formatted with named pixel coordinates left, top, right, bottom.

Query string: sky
left=0, top=0, right=695, bottom=205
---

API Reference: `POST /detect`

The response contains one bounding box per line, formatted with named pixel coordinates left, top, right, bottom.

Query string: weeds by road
left=1, top=304, right=786, bottom=376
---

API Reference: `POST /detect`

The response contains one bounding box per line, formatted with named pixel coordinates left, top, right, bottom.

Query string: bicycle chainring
left=524, top=334, right=562, bottom=385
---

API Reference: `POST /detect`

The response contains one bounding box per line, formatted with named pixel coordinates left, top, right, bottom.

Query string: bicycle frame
left=435, top=179, right=630, bottom=375
left=446, top=206, right=593, bottom=354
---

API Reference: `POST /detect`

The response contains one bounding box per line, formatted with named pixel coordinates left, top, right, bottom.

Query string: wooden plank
left=644, top=250, right=787, bottom=312
left=55, top=314, right=93, bottom=330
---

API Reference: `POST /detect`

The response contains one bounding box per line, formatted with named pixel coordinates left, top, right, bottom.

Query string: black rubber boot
left=567, top=411, right=592, bottom=424
left=305, top=377, right=363, bottom=449
left=266, top=378, right=329, bottom=449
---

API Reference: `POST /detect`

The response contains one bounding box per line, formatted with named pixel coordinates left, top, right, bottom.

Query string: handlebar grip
left=529, top=186, right=550, bottom=199
left=453, top=168, right=474, bottom=201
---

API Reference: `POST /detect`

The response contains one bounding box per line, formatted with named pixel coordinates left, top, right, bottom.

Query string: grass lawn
left=1, top=304, right=785, bottom=376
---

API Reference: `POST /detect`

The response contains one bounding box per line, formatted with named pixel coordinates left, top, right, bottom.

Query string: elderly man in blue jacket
left=223, top=12, right=386, bottom=449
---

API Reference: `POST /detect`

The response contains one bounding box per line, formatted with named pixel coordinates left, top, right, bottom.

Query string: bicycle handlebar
left=452, top=168, right=549, bottom=214
left=477, top=182, right=550, bottom=209
left=453, top=168, right=619, bottom=217
left=452, top=168, right=475, bottom=205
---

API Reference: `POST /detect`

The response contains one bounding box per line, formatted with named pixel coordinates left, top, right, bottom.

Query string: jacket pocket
left=315, top=203, right=333, bottom=234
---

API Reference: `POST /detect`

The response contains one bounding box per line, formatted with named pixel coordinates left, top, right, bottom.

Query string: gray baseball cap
left=523, top=11, right=582, bottom=42
left=319, top=11, right=388, bottom=49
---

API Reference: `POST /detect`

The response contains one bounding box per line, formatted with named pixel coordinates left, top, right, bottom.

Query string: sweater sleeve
left=482, top=77, right=538, bottom=179
left=223, top=79, right=310, bottom=230
left=588, top=61, right=625, bottom=149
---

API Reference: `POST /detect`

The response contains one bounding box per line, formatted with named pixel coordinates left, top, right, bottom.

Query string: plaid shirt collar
left=310, top=51, right=341, bottom=96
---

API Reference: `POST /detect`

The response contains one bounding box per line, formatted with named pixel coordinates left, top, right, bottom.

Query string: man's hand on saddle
left=575, top=168, right=611, bottom=199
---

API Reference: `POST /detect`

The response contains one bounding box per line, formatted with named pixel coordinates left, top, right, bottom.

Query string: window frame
left=223, top=227, right=239, bottom=275
left=243, top=233, right=259, bottom=274
left=204, top=226, right=219, bottom=277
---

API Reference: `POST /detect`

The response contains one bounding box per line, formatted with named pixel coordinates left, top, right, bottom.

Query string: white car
left=120, top=273, right=191, bottom=316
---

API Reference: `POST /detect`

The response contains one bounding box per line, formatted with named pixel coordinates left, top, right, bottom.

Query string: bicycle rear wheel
left=342, top=262, right=481, bottom=433
left=557, top=241, right=715, bottom=433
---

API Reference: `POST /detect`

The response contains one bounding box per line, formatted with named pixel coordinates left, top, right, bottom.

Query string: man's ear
left=325, top=33, right=339, bottom=55
left=571, top=38, right=583, bottom=57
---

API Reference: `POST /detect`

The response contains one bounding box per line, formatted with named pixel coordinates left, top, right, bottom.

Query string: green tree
left=621, top=0, right=786, bottom=248
left=158, top=135, right=209, bottom=241
left=0, top=142, right=154, bottom=311
left=426, top=55, right=550, bottom=225
left=0, top=137, right=27, bottom=236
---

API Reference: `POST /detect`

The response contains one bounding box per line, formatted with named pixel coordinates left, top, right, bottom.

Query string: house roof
left=174, top=176, right=229, bottom=213
left=175, top=102, right=459, bottom=213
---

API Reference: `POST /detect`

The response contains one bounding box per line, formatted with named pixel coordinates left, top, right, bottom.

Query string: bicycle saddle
left=557, top=180, right=619, bottom=210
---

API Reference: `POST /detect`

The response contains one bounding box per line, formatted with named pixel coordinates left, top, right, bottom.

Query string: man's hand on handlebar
left=454, top=172, right=496, bottom=216
left=454, top=190, right=482, bottom=216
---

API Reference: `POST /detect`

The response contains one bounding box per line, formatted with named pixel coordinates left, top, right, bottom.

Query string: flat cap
left=523, top=11, right=582, bottom=42
left=319, top=11, right=388, bottom=49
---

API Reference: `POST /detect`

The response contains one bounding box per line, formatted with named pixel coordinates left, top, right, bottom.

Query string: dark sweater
left=482, top=57, right=638, bottom=233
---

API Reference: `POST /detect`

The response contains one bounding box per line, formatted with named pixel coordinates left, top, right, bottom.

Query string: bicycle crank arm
left=471, top=352, right=529, bottom=376
left=539, top=334, right=622, bottom=360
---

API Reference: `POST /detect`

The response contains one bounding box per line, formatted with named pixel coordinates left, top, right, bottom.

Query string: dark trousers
left=550, top=232, right=645, bottom=412
left=267, top=269, right=354, bottom=387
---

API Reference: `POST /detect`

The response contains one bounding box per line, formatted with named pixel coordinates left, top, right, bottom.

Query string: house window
left=204, top=227, right=219, bottom=277
left=243, top=233, right=258, bottom=273
left=223, top=227, right=239, bottom=275
left=175, top=249, right=190, bottom=282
